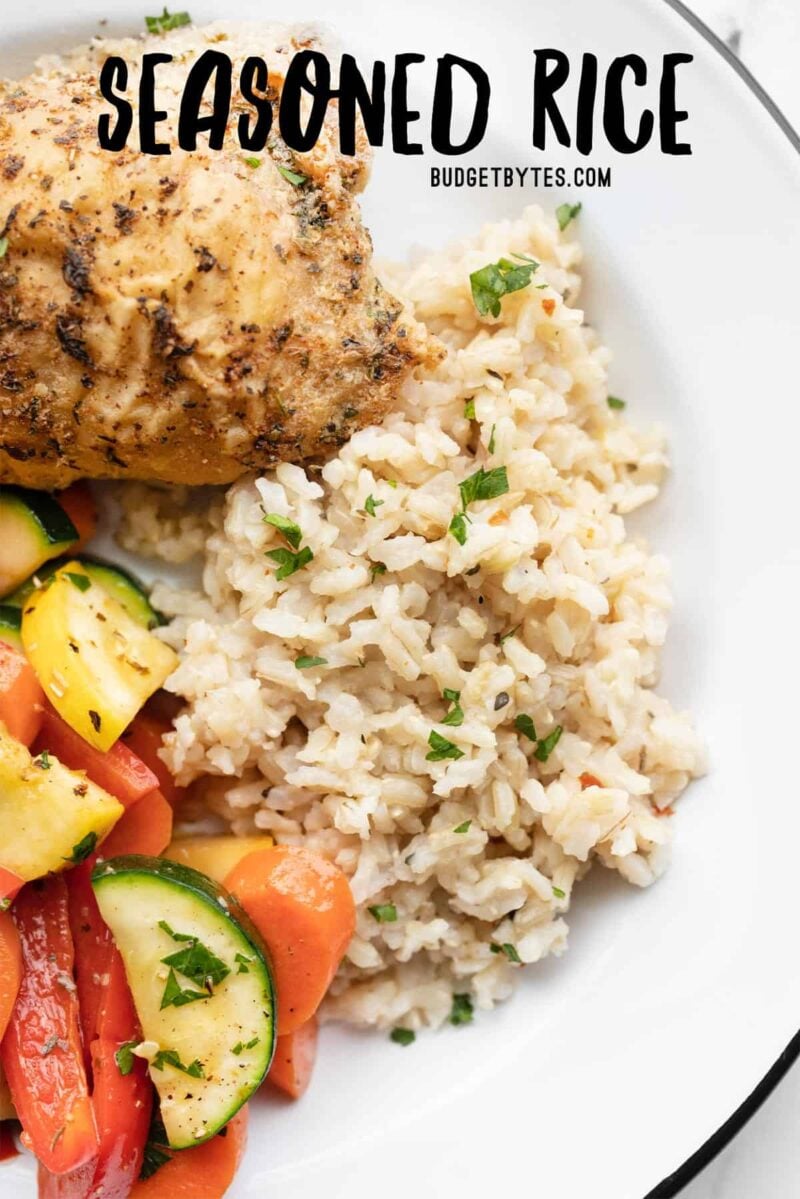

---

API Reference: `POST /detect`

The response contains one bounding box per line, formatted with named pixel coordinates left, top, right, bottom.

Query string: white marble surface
left=668, top=4, right=798, bottom=1195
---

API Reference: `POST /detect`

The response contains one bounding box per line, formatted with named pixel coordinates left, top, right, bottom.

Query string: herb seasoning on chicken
left=0, top=22, right=439, bottom=487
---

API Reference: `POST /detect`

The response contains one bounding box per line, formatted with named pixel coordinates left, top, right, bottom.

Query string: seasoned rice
left=128, top=205, right=705, bottom=1030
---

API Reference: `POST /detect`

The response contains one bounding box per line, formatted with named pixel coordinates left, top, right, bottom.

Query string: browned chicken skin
left=0, top=24, right=437, bottom=487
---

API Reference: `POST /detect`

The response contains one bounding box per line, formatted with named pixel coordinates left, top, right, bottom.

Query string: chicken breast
left=0, top=23, right=438, bottom=487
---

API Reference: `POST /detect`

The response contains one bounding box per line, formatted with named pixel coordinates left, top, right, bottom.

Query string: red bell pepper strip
left=0, top=912, right=22, bottom=1043
left=0, top=877, right=98, bottom=1175
left=0, top=1124, right=19, bottom=1162
left=34, top=705, right=158, bottom=809
left=121, top=711, right=186, bottom=810
left=66, top=864, right=113, bottom=1067
left=97, top=789, right=173, bottom=861
left=0, top=642, right=44, bottom=747
left=40, top=914, right=153, bottom=1198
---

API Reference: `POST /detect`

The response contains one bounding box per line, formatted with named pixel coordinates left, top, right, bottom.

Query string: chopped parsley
left=449, top=993, right=474, bottom=1026
left=66, top=831, right=97, bottom=864
left=115, top=1041, right=139, bottom=1076
left=448, top=513, right=468, bottom=546
left=276, top=164, right=307, bottom=187
left=231, top=1037, right=260, bottom=1055
left=363, top=494, right=383, bottom=517
left=453, top=820, right=472, bottom=834
left=243, top=156, right=261, bottom=169
left=514, top=714, right=537, bottom=743
left=234, top=953, right=253, bottom=974
left=0, top=237, right=7, bottom=259
left=157, top=920, right=194, bottom=942
left=266, top=545, right=314, bottom=581
left=490, top=942, right=522, bottom=963
left=534, top=724, right=563, bottom=763
left=487, top=424, right=496, bottom=454
left=441, top=688, right=464, bottom=727
left=426, top=731, right=464, bottom=762
left=161, top=931, right=230, bottom=993
left=497, top=624, right=520, bottom=646
left=368, top=903, right=397, bottom=923
left=464, top=398, right=476, bottom=420
left=263, top=512, right=302, bottom=549
left=145, top=7, right=191, bottom=33
left=459, top=466, right=509, bottom=510
left=390, top=1027, right=415, bottom=1046
left=37, top=750, right=51, bottom=770
left=65, top=572, right=91, bottom=592
left=295, top=655, right=327, bottom=670
left=159, top=968, right=209, bottom=1010
left=556, top=202, right=582, bottom=231
left=552, top=885, right=566, bottom=899
left=152, top=1048, right=204, bottom=1078
left=470, top=254, right=540, bottom=318
left=140, top=1111, right=172, bottom=1181
left=607, top=395, right=626, bottom=410
left=370, top=562, right=387, bottom=581
left=386, top=479, right=398, bottom=489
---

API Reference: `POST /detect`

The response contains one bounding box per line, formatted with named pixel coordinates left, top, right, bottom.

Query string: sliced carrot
left=99, top=788, right=173, bottom=860
left=579, top=773, right=602, bottom=789
left=122, top=710, right=186, bottom=809
left=0, top=912, right=22, bottom=1043
left=224, top=847, right=356, bottom=1035
left=268, top=1017, right=318, bottom=1100
left=55, top=483, right=97, bottom=554
left=130, top=1107, right=248, bottom=1199
left=0, top=643, right=44, bottom=747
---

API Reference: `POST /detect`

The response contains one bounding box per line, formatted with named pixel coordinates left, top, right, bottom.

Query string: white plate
left=2, top=1, right=799, bottom=1196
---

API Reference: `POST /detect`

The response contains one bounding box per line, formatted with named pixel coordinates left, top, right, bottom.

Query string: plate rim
left=647, top=10, right=800, bottom=1195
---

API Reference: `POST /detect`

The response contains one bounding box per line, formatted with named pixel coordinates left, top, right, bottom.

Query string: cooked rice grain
left=142, top=206, right=705, bottom=1029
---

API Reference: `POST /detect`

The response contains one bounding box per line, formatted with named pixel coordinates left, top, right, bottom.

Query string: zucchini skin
left=93, top=855, right=276, bottom=983
left=0, top=485, right=78, bottom=546
left=7, top=555, right=162, bottom=630
left=0, top=604, right=22, bottom=649
left=79, top=556, right=163, bottom=630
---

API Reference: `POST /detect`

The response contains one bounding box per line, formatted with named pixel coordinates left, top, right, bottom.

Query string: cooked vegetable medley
left=0, top=479, right=357, bottom=1197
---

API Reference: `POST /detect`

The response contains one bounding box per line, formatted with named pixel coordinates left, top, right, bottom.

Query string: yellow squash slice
left=164, top=835, right=275, bottom=884
left=21, top=561, right=177, bottom=751
left=0, top=720, right=123, bottom=884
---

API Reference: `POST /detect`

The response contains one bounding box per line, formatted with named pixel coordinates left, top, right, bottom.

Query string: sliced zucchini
left=20, top=561, right=177, bottom=751
left=0, top=720, right=123, bottom=884
left=163, top=835, right=275, bottom=884
left=0, top=486, right=78, bottom=597
left=0, top=604, right=22, bottom=650
left=79, top=557, right=162, bottom=630
left=2, top=558, right=63, bottom=609
left=92, top=855, right=275, bottom=1149
left=7, top=556, right=161, bottom=631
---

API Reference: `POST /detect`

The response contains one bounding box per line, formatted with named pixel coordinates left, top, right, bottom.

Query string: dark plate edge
left=647, top=0, right=799, bottom=1195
